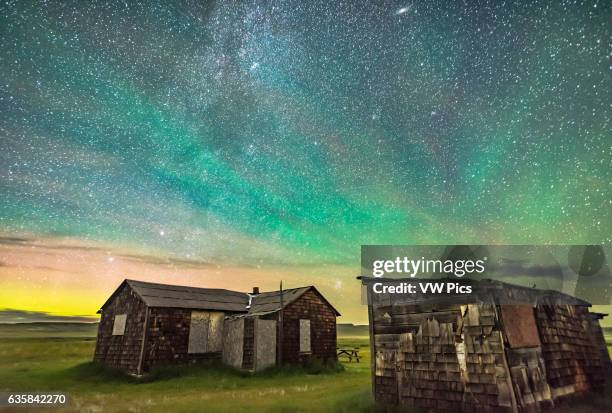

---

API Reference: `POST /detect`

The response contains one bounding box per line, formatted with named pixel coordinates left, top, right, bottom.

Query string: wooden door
left=254, top=318, right=276, bottom=371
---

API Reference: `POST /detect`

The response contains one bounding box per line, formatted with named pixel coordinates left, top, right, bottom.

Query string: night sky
left=0, top=1, right=610, bottom=321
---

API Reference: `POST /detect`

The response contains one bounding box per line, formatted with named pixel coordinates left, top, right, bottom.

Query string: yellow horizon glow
left=2, top=237, right=611, bottom=327
left=0, top=238, right=367, bottom=323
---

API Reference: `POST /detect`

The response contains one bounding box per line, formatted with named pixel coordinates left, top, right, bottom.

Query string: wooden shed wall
left=222, top=318, right=244, bottom=369
left=371, top=302, right=516, bottom=412
left=94, top=285, right=147, bottom=374
left=370, top=302, right=462, bottom=406
left=142, top=307, right=221, bottom=371
left=242, top=317, right=255, bottom=370
left=588, top=317, right=612, bottom=371
left=262, top=289, right=337, bottom=364
left=369, top=298, right=610, bottom=412
left=535, top=304, right=607, bottom=397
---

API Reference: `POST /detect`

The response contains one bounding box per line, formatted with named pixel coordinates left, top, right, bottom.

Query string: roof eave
left=98, top=279, right=149, bottom=312
left=303, top=286, right=341, bottom=316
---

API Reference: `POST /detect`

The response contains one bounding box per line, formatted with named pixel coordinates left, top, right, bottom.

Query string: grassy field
left=0, top=336, right=373, bottom=413
left=0, top=329, right=611, bottom=412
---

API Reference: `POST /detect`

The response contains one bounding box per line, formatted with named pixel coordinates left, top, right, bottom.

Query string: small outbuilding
left=361, top=277, right=611, bottom=413
left=94, top=279, right=340, bottom=375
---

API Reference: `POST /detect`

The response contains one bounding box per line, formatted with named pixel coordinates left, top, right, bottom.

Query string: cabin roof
left=98, top=279, right=340, bottom=316
left=126, top=279, right=249, bottom=312
left=250, top=286, right=341, bottom=316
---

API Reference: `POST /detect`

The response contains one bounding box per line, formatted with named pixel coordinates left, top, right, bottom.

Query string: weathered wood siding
left=371, top=302, right=517, bottom=412
left=263, top=289, right=337, bottom=364
left=222, top=318, right=244, bottom=369
left=94, top=284, right=147, bottom=374
left=369, top=297, right=610, bottom=412
left=535, top=303, right=607, bottom=397
left=254, top=318, right=277, bottom=371
left=242, top=317, right=255, bottom=370
left=587, top=315, right=612, bottom=371
left=142, top=308, right=222, bottom=371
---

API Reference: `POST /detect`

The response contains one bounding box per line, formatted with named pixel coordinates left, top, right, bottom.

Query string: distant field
left=0, top=322, right=98, bottom=338
left=336, top=323, right=369, bottom=338
left=0, top=323, right=368, bottom=340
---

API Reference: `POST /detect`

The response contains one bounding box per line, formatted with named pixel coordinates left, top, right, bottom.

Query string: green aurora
left=0, top=1, right=610, bottom=306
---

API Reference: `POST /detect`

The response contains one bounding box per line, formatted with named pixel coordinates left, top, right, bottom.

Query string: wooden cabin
left=94, top=279, right=339, bottom=375
left=223, top=287, right=339, bottom=371
left=361, top=277, right=611, bottom=413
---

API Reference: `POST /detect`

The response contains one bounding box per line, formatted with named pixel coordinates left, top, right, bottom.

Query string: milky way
left=1, top=0, right=610, bottom=272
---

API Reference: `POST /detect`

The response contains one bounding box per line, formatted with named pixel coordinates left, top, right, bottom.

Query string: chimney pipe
left=252, top=287, right=260, bottom=295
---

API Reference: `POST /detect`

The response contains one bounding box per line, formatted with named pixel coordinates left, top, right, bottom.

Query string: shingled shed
left=94, top=279, right=339, bottom=375
left=223, top=286, right=341, bottom=371
left=361, top=277, right=611, bottom=413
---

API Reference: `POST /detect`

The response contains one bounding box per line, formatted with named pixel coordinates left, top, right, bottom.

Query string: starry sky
left=0, top=1, right=610, bottom=323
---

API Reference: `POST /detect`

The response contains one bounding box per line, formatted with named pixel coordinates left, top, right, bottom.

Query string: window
left=112, top=314, right=127, bottom=335
left=207, top=312, right=224, bottom=352
left=188, top=311, right=224, bottom=353
left=499, top=305, right=541, bottom=348
left=299, top=319, right=311, bottom=353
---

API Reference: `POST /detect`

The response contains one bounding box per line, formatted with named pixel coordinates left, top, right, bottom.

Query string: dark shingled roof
left=100, top=279, right=248, bottom=312
left=248, top=287, right=310, bottom=313
left=99, top=279, right=340, bottom=316
left=247, top=286, right=342, bottom=315
left=128, top=279, right=249, bottom=311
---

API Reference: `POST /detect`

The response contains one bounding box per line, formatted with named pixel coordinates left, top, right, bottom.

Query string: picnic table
left=337, top=347, right=360, bottom=362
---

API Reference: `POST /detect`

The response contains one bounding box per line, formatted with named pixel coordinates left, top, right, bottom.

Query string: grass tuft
left=257, top=357, right=345, bottom=376
left=66, top=361, right=139, bottom=383
left=64, top=357, right=345, bottom=385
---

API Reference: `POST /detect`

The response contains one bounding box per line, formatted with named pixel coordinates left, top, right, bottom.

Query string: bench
left=337, top=347, right=360, bottom=362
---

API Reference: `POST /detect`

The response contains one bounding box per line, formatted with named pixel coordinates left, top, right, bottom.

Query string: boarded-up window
left=207, top=312, right=224, bottom=352
left=299, top=319, right=311, bottom=353
left=500, top=305, right=541, bottom=348
left=188, top=311, right=224, bottom=353
left=188, top=312, right=209, bottom=353
left=112, top=314, right=127, bottom=335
